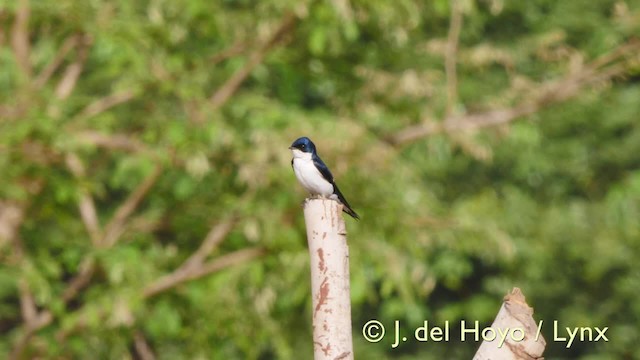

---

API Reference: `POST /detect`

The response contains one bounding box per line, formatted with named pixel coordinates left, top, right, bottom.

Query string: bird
left=289, top=136, right=359, bottom=219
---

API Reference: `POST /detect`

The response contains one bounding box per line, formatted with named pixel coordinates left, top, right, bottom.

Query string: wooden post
left=303, top=198, right=354, bottom=360
left=474, top=288, right=546, bottom=360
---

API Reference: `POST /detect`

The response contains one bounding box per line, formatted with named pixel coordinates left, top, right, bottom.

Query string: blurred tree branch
left=33, top=34, right=84, bottom=89
left=18, top=279, right=37, bottom=328
left=210, top=40, right=247, bottom=66
left=133, top=331, right=156, bottom=360
left=143, top=247, right=266, bottom=298
left=4, top=183, right=50, bottom=360
left=208, top=12, right=297, bottom=111
left=61, top=258, right=96, bottom=303
left=445, top=0, right=462, bottom=117
left=443, top=1, right=493, bottom=160
left=389, top=40, right=640, bottom=145
left=10, top=164, right=163, bottom=358
left=54, top=34, right=92, bottom=100
left=52, top=245, right=265, bottom=348
left=141, top=191, right=261, bottom=298
left=182, top=216, right=237, bottom=270
left=0, top=10, right=6, bottom=47
left=102, top=164, right=163, bottom=247
left=10, top=0, right=31, bottom=79
left=73, top=90, right=137, bottom=121
left=51, top=211, right=261, bottom=345
left=6, top=18, right=161, bottom=348
left=61, top=164, right=163, bottom=299
left=65, top=153, right=102, bottom=246
left=0, top=201, right=25, bottom=250
left=74, top=130, right=154, bottom=154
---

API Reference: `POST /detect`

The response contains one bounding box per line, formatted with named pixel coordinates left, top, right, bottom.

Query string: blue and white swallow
left=289, top=137, right=359, bottom=219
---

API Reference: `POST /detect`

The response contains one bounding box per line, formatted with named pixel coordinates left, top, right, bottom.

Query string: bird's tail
left=333, top=183, right=360, bottom=220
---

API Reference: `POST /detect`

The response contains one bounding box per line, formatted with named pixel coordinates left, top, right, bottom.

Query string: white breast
left=291, top=150, right=334, bottom=196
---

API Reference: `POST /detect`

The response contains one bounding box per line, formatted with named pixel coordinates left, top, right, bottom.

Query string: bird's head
left=289, top=137, right=316, bottom=157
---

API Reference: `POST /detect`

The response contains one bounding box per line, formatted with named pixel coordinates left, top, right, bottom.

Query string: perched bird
left=289, top=137, right=359, bottom=219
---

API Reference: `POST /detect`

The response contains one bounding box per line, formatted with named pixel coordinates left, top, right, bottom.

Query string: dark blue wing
left=313, top=153, right=359, bottom=219
left=312, top=153, right=334, bottom=183
left=333, top=182, right=360, bottom=219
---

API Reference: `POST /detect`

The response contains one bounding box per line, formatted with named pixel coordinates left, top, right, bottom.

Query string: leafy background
left=1, top=0, right=639, bottom=359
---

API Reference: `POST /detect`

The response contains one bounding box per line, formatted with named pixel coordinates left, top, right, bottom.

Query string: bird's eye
left=301, top=144, right=305, bottom=149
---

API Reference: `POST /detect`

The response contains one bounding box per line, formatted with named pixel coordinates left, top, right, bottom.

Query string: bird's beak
left=288, top=146, right=293, bottom=150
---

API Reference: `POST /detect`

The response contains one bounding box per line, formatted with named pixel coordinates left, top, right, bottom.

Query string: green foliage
left=1, top=0, right=639, bottom=359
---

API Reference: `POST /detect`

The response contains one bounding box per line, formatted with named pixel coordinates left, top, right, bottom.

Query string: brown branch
left=12, top=164, right=162, bottom=355
left=54, top=34, right=92, bottom=100
left=143, top=247, right=266, bottom=298
left=18, top=279, right=37, bottom=324
left=33, top=34, right=82, bottom=89
left=102, top=164, right=163, bottom=247
left=55, top=245, right=264, bottom=345
left=9, top=311, right=53, bottom=360
left=23, top=141, right=63, bottom=164
left=61, top=257, right=96, bottom=303
left=74, top=130, right=151, bottom=154
left=586, top=39, right=640, bottom=71
left=390, top=41, right=640, bottom=145
left=0, top=10, right=6, bottom=47
left=127, top=214, right=163, bottom=234
left=445, top=0, right=463, bottom=116
left=74, top=90, right=137, bottom=120
left=210, top=40, right=247, bottom=66
left=6, top=205, right=29, bottom=324
left=208, top=12, right=297, bottom=110
left=10, top=0, right=31, bottom=79
left=5, top=130, right=154, bottom=163
left=50, top=162, right=161, bottom=321
left=443, top=1, right=491, bottom=160
left=5, top=186, right=54, bottom=360
left=0, top=201, right=25, bottom=249
left=0, top=104, right=18, bottom=119
left=182, top=217, right=237, bottom=270
left=133, top=331, right=156, bottom=360
left=141, top=189, right=260, bottom=298
left=0, top=142, right=57, bottom=167
left=14, top=236, right=40, bottom=336
left=65, top=153, right=102, bottom=246
left=77, top=193, right=101, bottom=244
